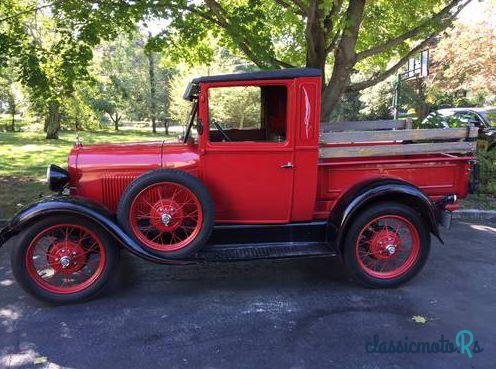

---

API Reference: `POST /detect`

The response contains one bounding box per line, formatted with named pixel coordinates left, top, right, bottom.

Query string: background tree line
left=0, top=0, right=495, bottom=139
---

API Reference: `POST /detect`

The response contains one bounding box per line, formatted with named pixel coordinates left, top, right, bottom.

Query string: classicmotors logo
left=366, top=330, right=484, bottom=358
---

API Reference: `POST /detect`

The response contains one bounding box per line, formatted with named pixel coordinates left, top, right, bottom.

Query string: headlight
left=46, top=164, right=69, bottom=192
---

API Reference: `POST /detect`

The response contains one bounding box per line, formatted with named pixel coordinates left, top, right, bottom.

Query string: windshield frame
left=183, top=99, right=199, bottom=143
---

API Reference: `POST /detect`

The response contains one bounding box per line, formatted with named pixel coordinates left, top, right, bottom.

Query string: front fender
left=329, top=180, right=442, bottom=252
left=0, top=196, right=190, bottom=264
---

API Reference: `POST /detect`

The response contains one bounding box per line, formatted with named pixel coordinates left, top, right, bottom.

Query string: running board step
left=194, top=242, right=336, bottom=262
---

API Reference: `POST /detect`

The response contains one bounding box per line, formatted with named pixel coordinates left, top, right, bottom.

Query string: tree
left=92, top=34, right=172, bottom=131
left=0, top=65, right=25, bottom=131
left=2, top=0, right=475, bottom=127
left=1, top=1, right=95, bottom=138
left=60, top=0, right=469, bottom=120
left=428, top=20, right=496, bottom=101
left=91, top=73, right=131, bottom=131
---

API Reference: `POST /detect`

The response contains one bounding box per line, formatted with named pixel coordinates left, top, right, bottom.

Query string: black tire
left=11, top=215, right=119, bottom=304
left=343, top=202, right=430, bottom=288
left=117, top=169, right=215, bottom=258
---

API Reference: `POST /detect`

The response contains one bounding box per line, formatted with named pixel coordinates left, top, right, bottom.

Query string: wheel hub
left=150, top=199, right=184, bottom=232
left=47, top=241, right=87, bottom=274
left=60, top=256, right=72, bottom=268
left=369, top=230, right=401, bottom=260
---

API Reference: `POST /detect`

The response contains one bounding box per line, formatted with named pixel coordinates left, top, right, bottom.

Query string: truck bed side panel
left=314, top=155, right=471, bottom=219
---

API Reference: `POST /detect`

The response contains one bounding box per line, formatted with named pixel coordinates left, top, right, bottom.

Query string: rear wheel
left=117, top=169, right=214, bottom=258
left=343, top=202, right=430, bottom=288
left=11, top=215, right=119, bottom=304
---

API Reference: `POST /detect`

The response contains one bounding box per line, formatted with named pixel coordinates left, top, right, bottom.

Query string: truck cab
left=187, top=68, right=321, bottom=223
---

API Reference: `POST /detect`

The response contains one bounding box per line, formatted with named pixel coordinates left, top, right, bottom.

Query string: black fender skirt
left=329, top=179, right=443, bottom=250
left=0, top=196, right=192, bottom=264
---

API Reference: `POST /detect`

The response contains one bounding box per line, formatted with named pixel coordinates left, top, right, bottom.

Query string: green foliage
left=415, top=111, right=465, bottom=128
left=359, top=79, right=394, bottom=120
left=477, top=147, right=496, bottom=195
left=209, top=86, right=260, bottom=129
left=330, top=90, right=363, bottom=122
left=51, top=0, right=457, bottom=74
left=0, top=0, right=481, bottom=134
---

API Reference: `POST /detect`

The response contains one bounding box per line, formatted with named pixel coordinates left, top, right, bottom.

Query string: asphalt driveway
left=0, top=220, right=494, bottom=369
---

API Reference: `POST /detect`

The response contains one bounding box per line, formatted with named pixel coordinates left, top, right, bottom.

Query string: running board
left=194, top=242, right=336, bottom=262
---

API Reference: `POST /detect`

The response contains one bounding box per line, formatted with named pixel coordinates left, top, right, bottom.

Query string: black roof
left=192, top=68, right=321, bottom=83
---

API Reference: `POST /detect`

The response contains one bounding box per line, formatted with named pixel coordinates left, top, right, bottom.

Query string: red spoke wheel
left=129, top=182, right=203, bottom=252
left=118, top=169, right=214, bottom=258
left=355, top=215, right=420, bottom=279
left=344, top=202, right=430, bottom=288
left=11, top=215, right=119, bottom=304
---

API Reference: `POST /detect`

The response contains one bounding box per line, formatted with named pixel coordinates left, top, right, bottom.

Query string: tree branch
left=273, top=0, right=305, bottom=16
left=323, top=0, right=344, bottom=31
left=0, top=1, right=62, bottom=23
left=288, top=0, right=308, bottom=15
left=198, top=0, right=285, bottom=69
left=323, top=0, right=344, bottom=53
left=355, top=0, right=471, bottom=62
left=269, top=57, right=296, bottom=68
left=348, top=33, right=437, bottom=92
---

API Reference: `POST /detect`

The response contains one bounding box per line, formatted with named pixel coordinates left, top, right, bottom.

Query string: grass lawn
left=0, top=129, right=172, bottom=219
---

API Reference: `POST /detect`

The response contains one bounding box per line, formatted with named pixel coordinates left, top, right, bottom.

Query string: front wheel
left=117, top=169, right=215, bottom=259
left=11, top=215, right=119, bottom=304
left=343, top=202, right=430, bottom=288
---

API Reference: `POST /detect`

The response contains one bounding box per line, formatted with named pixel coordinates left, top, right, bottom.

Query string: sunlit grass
left=0, top=129, right=170, bottom=178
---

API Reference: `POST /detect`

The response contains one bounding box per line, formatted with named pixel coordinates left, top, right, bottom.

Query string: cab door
left=199, top=81, right=295, bottom=224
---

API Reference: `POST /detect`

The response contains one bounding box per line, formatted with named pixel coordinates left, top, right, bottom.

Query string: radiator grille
left=101, top=174, right=137, bottom=212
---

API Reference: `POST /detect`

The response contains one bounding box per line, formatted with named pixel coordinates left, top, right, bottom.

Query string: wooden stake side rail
left=319, top=141, right=477, bottom=158
left=318, top=120, right=478, bottom=158
left=320, top=126, right=479, bottom=144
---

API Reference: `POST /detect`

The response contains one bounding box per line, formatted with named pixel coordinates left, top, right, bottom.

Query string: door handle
left=281, top=162, right=294, bottom=169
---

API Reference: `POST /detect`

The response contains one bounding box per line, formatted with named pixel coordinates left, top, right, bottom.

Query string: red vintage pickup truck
left=0, top=68, right=479, bottom=303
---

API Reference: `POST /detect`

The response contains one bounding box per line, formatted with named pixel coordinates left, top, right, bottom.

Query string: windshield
left=481, top=110, right=496, bottom=127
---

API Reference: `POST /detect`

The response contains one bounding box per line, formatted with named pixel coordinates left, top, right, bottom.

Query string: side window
left=208, top=85, right=287, bottom=143
left=454, top=112, right=482, bottom=126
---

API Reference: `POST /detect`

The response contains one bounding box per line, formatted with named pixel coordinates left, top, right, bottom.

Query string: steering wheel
left=211, top=119, right=232, bottom=142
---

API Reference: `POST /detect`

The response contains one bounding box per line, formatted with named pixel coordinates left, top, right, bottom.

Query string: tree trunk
left=413, top=80, right=430, bottom=121
left=45, top=103, right=61, bottom=139
left=10, top=101, right=15, bottom=132
left=112, top=113, right=121, bottom=131
left=147, top=43, right=158, bottom=134
left=305, top=0, right=327, bottom=82
left=320, top=0, right=366, bottom=122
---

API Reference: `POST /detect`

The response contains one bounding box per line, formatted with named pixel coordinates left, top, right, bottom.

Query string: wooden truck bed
left=314, top=119, right=476, bottom=219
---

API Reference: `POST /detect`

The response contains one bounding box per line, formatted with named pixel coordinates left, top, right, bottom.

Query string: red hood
left=68, top=140, right=200, bottom=175
left=66, top=140, right=200, bottom=212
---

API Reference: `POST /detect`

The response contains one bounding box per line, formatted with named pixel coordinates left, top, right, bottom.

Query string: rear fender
left=328, top=179, right=442, bottom=253
left=0, top=196, right=190, bottom=264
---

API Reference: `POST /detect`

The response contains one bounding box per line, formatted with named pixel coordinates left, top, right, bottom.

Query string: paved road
left=0, top=220, right=495, bottom=369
